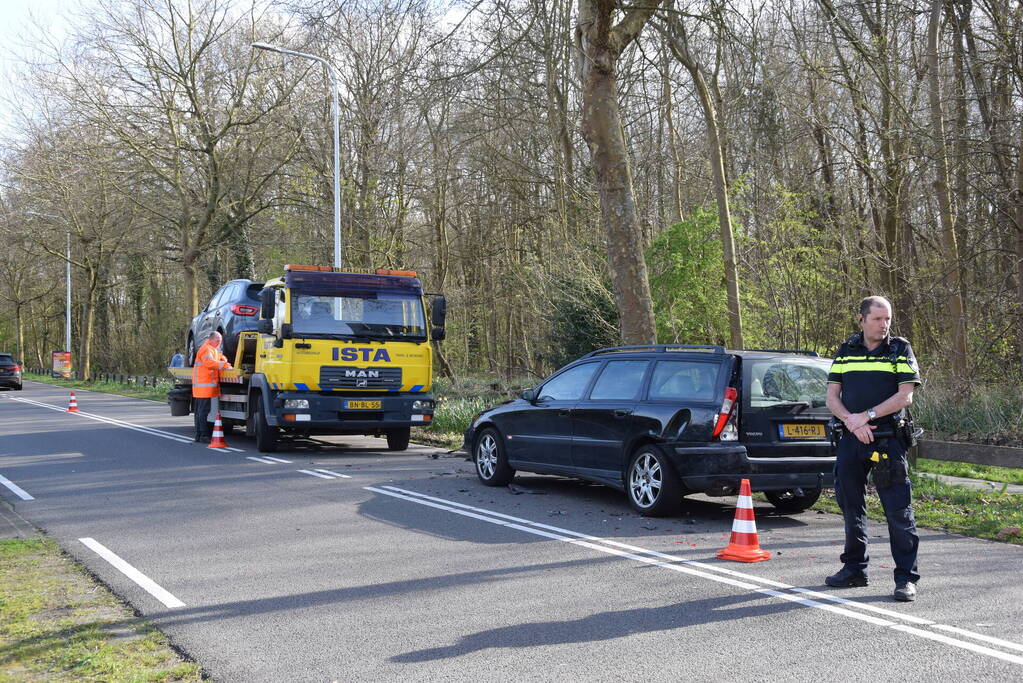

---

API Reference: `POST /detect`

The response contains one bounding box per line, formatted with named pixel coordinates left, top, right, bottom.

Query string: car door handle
left=614, top=409, right=633, bottom=418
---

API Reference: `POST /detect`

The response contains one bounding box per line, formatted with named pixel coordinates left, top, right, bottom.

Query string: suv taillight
left=11, top=365, right=20, bottom=372
left=712, top=387, right=738, bottom=440
left=231, top=304, right=259, bottom=316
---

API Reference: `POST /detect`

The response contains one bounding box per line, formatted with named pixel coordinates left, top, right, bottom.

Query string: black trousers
left=193, top=397, right=212, bottom=439
left=834, top=434, right=920, bottom=584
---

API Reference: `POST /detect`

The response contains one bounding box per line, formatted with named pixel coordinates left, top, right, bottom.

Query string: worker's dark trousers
left=834, top=434, right=920, bottom=584
left=193, top=397, right=212, bottom=439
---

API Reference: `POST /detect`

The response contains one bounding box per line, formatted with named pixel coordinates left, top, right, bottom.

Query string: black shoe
left=194, top=434, right=201, bottom=442
left=197, top=435, right=211, bottom=444
left=825, top=567, right=869, bottom=587
left=894, top=582, right=917, bottom=602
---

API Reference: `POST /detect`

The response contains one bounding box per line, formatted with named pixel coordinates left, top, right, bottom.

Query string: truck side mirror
left=431, top=294, right=447, bottom=328
left=431, top=326, right=446, bottom=341
left=281, top=323, right=293, bottom=340
left=257, top=319, right=273, bottom=334
left=260, top=288, right=274, bottom=320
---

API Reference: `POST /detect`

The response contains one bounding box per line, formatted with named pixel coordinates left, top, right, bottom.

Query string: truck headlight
left=412, top=399, right=434, bottom=411
left=284, top=399, right=309, bottom=409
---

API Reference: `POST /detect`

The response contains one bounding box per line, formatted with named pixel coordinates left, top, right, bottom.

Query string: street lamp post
left=252, top=41, right=342, bottom=268
left=25, top=211, right=71, bottom=355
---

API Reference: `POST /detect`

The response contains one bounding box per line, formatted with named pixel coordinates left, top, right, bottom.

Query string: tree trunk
left=927, top=0, right=968, bottom=379
left=576, top=0, right=662, bottom=346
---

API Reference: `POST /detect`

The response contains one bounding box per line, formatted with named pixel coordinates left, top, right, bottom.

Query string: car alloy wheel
left=474, top=427, right=514, bottom=486
left=626, top=447, right=681, bottom=516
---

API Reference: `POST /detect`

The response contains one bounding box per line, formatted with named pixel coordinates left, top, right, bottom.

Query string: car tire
left=474, top=427, right=514, bottom=486
left=765, top=487, right=822, bottom=512
left=186, top=335, right=196, bottom=366
left=253, top=396, right=278, bottom=453
left=386, top=427, right=410, bottom=451
left=626, top=447, right=682, bottom=517
left=14, top=383, right=22, bottom=391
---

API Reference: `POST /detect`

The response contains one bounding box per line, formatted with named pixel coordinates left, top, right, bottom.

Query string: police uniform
left=828, top=332, right=921, bottom=586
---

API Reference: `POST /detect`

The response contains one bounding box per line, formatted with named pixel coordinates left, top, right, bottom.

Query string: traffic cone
left=716, top=478, right=770, bottom=562
left=207, top=413, right=228, bottom=449
left=66, top=391, right=79, bottom=413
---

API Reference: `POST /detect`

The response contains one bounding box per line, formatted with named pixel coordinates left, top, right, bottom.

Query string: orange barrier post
left=208, top=413, right=228, bottom=449
left=716, top=478, right=770, bottom=562
left=66, top=391, right=79, bottom=413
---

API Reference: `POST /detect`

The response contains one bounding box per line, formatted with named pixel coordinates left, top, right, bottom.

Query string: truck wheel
left=766, top=487, right=822, bottom=512
left=254, top=399, right=278, bottom=453
left=386, top=427, right=410, bottom=451
left=474, top=428, right=514, bottom=486
left=626, top=447, right=681, bottom=517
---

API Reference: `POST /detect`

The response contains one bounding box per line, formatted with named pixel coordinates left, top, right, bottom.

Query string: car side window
left=538, top=363, right=598, bottom=401
left=589, top=360, right=649, bottom=400
left=207, top=286, right=227, bottom=311
left=649, top=361, right=718, bottom=401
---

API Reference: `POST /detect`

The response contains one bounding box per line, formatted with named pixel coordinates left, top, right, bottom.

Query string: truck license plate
left=346, top=400, right=381, bottom=409
left=779, top=423, right=826, bottom=439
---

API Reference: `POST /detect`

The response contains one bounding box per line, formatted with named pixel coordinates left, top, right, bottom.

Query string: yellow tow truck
left=168, top=265, right=446, bottom=452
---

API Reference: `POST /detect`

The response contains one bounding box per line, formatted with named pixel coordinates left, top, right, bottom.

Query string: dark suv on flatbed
left=0, top=353, right=23, bottom=390
left=464, top=345, right=836, bottom=516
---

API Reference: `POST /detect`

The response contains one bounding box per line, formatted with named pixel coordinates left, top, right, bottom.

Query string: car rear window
left=590, top=360, right=648, bottom=400
left=748, top=359, right=829, bottom=407
left=245, top=283, right=263, bottom=302
left=649, top=361, right=718, bottom=401
left=0, top=354, right=14, bottom=364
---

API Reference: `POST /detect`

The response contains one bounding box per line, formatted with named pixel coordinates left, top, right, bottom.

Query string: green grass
left=812, top=473, right=1023, bottom=545
left=24, top=371, right=170, bottom=402
left=0, top=537, right=202, bottom=681
left=914, top=458, right=1023, bottom=486
left=913, top=381, right=1023, bottom=447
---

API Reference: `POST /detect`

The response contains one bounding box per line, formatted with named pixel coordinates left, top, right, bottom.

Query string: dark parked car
left=464, top=345, right=836, bottom=516
left=186, top=279, right=264, bottom=365
left=0, top=353, right=23, bottom=390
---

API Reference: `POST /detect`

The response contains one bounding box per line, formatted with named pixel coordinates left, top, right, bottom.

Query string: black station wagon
left=464, top=345, right=837, bottom=516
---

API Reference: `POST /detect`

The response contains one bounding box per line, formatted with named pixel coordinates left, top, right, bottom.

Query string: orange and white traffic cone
left=716, top=478, right=770, bottom=562
left=207, top=413, right=228, bottom=449
left=66, top=391, right=79, bottom=413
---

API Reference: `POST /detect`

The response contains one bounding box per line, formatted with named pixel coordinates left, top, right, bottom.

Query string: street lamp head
left=251, top=42, right=283, bottom=53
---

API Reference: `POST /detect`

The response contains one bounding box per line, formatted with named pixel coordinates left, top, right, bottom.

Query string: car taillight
left=712, top=387, right=738, bottom=440
left=11, top=365, right=20, bottom=372
left=231, top=304, right=259, bottom=316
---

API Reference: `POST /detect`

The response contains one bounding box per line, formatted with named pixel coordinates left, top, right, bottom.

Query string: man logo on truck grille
left=344, top=370, right=380, bottom=378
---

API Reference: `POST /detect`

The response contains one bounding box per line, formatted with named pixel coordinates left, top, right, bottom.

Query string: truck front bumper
left=271, top=391, right=435, bottom=431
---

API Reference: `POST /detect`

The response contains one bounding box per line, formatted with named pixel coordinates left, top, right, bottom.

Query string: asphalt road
left=2, top=381, right=1022, bottom=681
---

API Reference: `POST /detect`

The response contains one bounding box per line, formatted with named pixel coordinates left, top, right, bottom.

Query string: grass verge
left=913, top=458, right=1023, bottom=486
left=24, top=371, right=169, bottom=402
left=812, top=473, right=1023, bottom=545
left=0, top=536, right=202, bottom=681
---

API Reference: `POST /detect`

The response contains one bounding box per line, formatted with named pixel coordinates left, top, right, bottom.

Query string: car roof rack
left=743, top=348, right=820, bottom=357
left=583, top=344, right=726, bottom=358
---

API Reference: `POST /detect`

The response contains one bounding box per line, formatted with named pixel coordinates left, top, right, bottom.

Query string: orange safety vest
left=192, top=341, right=231, bottom=398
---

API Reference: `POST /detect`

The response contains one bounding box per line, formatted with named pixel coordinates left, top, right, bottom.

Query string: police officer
left=824, top=296, right=922, bottom=601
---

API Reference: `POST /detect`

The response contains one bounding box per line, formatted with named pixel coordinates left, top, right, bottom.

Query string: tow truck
left=168, top=265, right=446, bottom=452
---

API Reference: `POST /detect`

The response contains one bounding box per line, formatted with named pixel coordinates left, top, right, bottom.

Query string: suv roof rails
left=583, top=344, right=726, bottom=358
left=744, top=348, right=820, bottom=357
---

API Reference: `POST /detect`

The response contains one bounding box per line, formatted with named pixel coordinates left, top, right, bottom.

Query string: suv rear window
left=648, top=360, right=717, bottom=401
left=749, top=359, right=829, bottom=407
left=0, top=354, right=14, bottom=364
left=245, top=283, right=263, bottom=302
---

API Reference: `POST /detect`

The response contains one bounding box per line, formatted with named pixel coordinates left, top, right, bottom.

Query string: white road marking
left=10, top=397, right=193, bottom=444
left=298, top=469, right=335, bottom=479
left=366, top=485, right=1023, bottom=667
left=314, top=468, right=351, bottom=478
left=262, top=456, right=292, bottom=463
left=247, top=456, right=278, bottom=464
left=224, top=447, right=245, bottom=453
left=0, top=474, right=34, bottom=500
left=79, top=537, right=184, bottom=608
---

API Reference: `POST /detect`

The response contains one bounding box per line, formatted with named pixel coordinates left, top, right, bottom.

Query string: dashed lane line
left=79, top=537, right=184, bottom=609
left=314, top=468, right=351, bottom=478
left=298, top=469, right=336, bottom=480
left=247, top=456, right=279, bottom=464
left=0, top=474, right=34, bottom=501
left=365, top=485, right=1023, bottom=667
left=261, top=456, right=292, bottom=463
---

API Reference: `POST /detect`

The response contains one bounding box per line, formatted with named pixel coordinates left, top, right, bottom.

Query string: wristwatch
left=867, top=408, right=877, bottom=421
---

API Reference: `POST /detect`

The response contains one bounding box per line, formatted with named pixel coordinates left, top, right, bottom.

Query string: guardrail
left=27, top=369, right=173, bottom=390
left=919, top=440, right=1023, bottom=469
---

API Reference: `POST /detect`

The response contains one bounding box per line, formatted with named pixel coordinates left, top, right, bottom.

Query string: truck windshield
left=291, top=293, right=427, bottom=340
